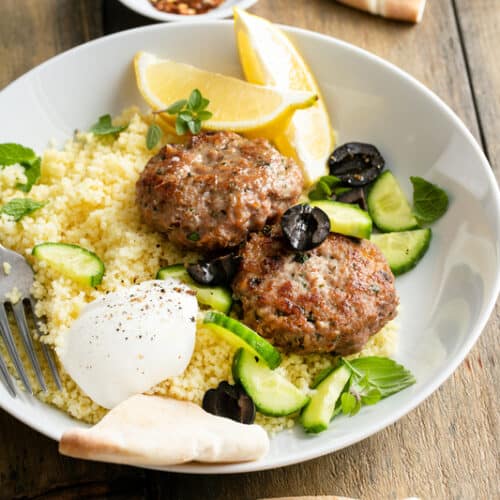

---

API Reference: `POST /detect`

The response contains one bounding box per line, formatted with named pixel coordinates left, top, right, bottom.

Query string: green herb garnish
left=146, top=123, right=163, bottom=150
left=333, top=186, right=352, bottom=196
left=0, top=143, right=37, bottom=167
left=410, top=176, right=449, bottom=224
left=157, top=89, right=212, bottom=137
left=187, top=232, right=200, bottom=242
left=89, top=114, right=128, bottom=136
left=0, top=143, right=42, bottom=193
left=308, top=175, right=341, bottom=200
left=340, top=391, right=362, bottom=415
left=17, top=157, right=41, bottom=193
left=345, top=356, right=416, bottom=398
left=333, top=356, right=415, bottom=417
left=1, top=198, right=47, bottom=221
left=293, top=253, right=310, bottom=264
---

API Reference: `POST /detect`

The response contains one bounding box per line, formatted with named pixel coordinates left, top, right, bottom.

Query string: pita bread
left=337, top=0, right=427, bottom=23
left=59, top=394, right=269, bottom=466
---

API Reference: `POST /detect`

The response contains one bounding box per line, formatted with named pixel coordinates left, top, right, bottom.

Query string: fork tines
left=0, top=297, right=61, bottom=396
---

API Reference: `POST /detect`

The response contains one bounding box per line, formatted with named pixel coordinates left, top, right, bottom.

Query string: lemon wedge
left=234, top=8, right=334, bottom=185
left=134, top=51, right=317, bottom=138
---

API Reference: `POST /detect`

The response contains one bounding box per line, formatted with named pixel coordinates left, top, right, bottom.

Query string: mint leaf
left=318, top=180, right=333, bottom=196
left=0, top=143, right=42, bottom=191
left=361, top=387, right=382, bottom=405
left=334, top=186, right=351, bottom=196
left=197, top=110, right=213, bottom=121
left=308, top=185, right=326, bottom=201
left=0, top=143, right=37, bottom=167
left=166, top=99, right=187, bottom=115
left=179, top=111, right=194, bottom=122
left=308, top=175, right=342, bottom=201
left=175, top=116, right=188, bottom=135
left=157, top=90, right=212, bottom=136
left=321, top=175, right=341, bottom=188
left=17, top=157, right=41, bottom=193
left=198, top=98, right=210, bottom=111
left=188, top=88, right=202, bottom=110
left=187, top=120, right=201, bottom=135
left=1, top=198, right=47, bottom=221
left=411, top=176, right=449, bottom=224
left=340, top=392, right=359, bottom=415
left=347, top=356, right=416, bottom=398
left=146, top=123, right=163, bottom=150
left=89, top=114, right=128, bottom=136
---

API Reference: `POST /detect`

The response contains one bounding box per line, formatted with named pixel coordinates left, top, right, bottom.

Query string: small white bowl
left=117, top=0, right=258, bottom=22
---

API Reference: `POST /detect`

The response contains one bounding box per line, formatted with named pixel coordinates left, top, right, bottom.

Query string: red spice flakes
left=150, top=0, right=224, bottom=15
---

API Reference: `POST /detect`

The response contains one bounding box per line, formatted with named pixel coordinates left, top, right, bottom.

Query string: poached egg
left=58, top=279, right=198, bottom=409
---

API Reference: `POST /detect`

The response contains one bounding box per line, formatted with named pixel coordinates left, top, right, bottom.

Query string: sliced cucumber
left=232, top=348, right=309, bottom=417
left=309, top=200, right=372, bottom=239
left=371, top=228, right=432, bottom=276
left=367, top=171, right=419, bottom=232
left=32, top=242, right=105, bottom=287
left=157, top=265, right=232, bottom=313
left=300, top=364, right=351, bottom=433
left=204, top=311, right=281, bottom=369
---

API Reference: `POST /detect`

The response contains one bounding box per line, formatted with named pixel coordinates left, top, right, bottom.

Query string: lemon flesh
left=134, top=52, right=317, bottom=137
left=234, top=8, right=334, bottom=185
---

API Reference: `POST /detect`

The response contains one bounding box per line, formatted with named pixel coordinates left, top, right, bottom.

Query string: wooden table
left=0, top=1, right=498, bottom=498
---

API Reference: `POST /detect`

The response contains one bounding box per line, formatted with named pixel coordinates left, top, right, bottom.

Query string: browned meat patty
left=136, top=131, right=303, bottom=251
left=233, top=230, right=399, bottom=355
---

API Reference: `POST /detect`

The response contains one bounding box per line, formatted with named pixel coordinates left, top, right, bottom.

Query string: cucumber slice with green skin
left=367, top=171, right=419, bottom=232
left=157, top=265, right=232, bottom=313
left=204, top=311, right=281, bottom=369
left=300, top=364, right=351, bottom=433
left=371, top=228, right=432, bottom=276
left=309, top=200, right=372, bottom=239
left=32, top=242, right=105, bottom=287
left=232, top=348, right=309, bottom=417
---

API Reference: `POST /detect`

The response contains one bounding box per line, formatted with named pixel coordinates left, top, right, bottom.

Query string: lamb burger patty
left=233, top=231, right=399, bottom=355
left=136, top=131, right=303, bottom=251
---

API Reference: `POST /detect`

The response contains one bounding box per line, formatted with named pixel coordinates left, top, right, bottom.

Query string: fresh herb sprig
left=167, top=88, right=212, bottom=135
left=1, top=198, right=47, bottom=221
left=0, top=143, right=37, bottom=166
left=145, top=89, right=213, bottom=150
left=89, top=114, right=128, bottom=136
left=411, top=176, right=449, bottom=224
left=339, top=356, right=415, bottom=416
left=0, top=143, right=42, bottom=193
left=308, top=175, right=341, bottom=201
left=146, top=123, right=163, bottom=150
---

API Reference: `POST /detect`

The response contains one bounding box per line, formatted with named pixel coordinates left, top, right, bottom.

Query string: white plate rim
left=117, top=0, right=258, bottom=22
left=1, top=20, right=499, bottom=474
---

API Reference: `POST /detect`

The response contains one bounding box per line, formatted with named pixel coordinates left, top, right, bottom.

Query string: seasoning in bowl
left=150, top=0, right=224, bottom=15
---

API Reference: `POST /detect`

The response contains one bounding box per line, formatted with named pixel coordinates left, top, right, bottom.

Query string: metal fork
left=0, top=244, right=61, bottom=396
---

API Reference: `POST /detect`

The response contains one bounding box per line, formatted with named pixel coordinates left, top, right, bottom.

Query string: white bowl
left=117, top=0, right=258, bottom=22
left=0, top=21, right=499, bottom=473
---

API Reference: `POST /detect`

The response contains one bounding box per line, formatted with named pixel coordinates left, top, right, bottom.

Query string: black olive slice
left=328, top=142, right=385, bottom=187
left=336, top=187, right=368, bottom=211
left=281, top=204, right=330, bottom=251
left=187, top=254, right=241, bottom=286
left=202, top=381, right=256, bottom=424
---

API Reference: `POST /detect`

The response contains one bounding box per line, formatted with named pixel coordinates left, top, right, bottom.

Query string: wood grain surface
left=0, top=0, right=498, bottom=498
